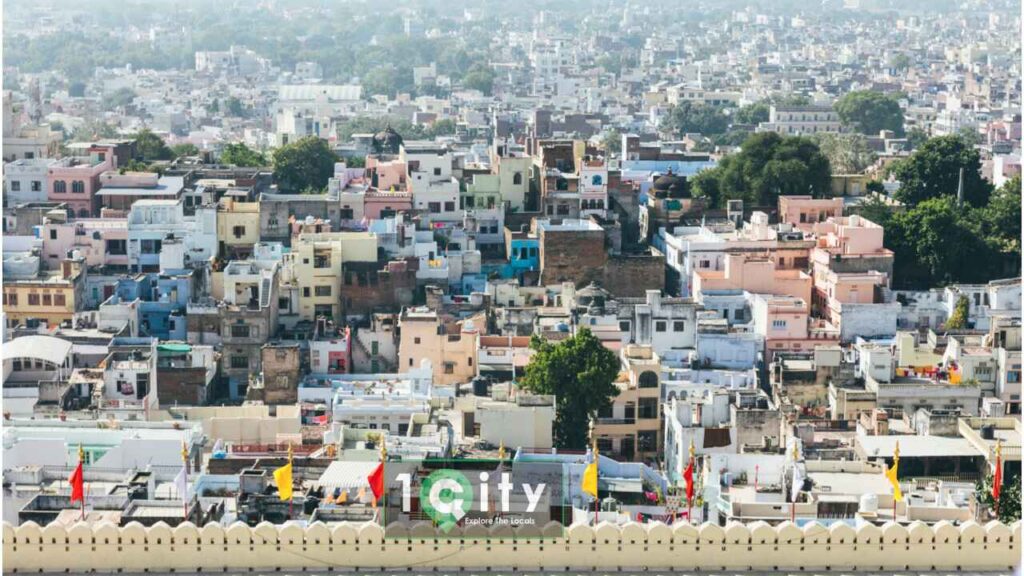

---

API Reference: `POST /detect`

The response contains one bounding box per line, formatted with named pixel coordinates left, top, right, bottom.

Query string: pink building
left=693, top=253, right=812, bottom=304
left=778, top=195, right=844, bottom=232
left=47, top=152, right=115, bottom=218
left=363, top=189, right=413, bottom=220
left=366, top=156, right=407, bottom=191
left=809, top=215, right=894, bottom=319
left=752, top=293, right=839, bottom=360
left=41, top=217, right=129, bottom=271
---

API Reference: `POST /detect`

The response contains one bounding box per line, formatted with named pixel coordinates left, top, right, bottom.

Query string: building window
left=230, top=324, right=251, bottom=338
left=513, top=173, right=522, bottom=185
left=53, top=181, right=67, bottom=194
left=31, top=181, right=41, bottom=192
left=591, top=175, right=602, bottom=186
left=27, top=293, right=40, bottom=306
left=232, top=225, right=245, bottom=238
left=140, top=239, right=162, bottom=254
left=772, top=320, right=787, bottom=329
left=655, top=321, right=667, bottom=332
left=673, top=321, right=685, bottom=332
left=50, top=229, right=57, bottom=240
left=638, top=371, right=658, bottom=389
left=71, top=181, right=85, bottom=194
left=414, top=337, right=421, bottom=344
left=230, top=355, right=249, bottom=369
left=303, top=287, right=311, bottom=297
left=433, top=167, right=442, bottom=176
left=638, top=397, right=659, bottom=419
left=428, top=202, right=441, bottom=213
left=55, top=294, right=70, bottom=307
left=444, top=201, right=456, bottom=212
left=9, top=181, right=20, bottom=192
left=619, top=321, right=630, bottom=332
left=339, top=208, right=354, bottom=220
left=279, top=297, right=289, bottom=310
left=443, top=362, right=455, bottom=374
left=314, top=285, right=332, bottom=297
left=4, top=293, right=17, bottom=306
left=41, top=294, right=52, bottom=306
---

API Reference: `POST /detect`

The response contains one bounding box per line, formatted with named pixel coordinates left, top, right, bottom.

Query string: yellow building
left=285, top=231, right=379, bottom=322
left=398, top=307, right=480, bottom=386
left=2, top=257, right=86, bottom=328
left=592, top=345, right=662, bottom=461
left=216, top=198, right=261, bottom=259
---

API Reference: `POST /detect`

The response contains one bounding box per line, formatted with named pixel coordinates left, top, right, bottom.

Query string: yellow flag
left=581, top=461, right=598, bottom=498
left=885, top=447, right=902, bottom=502
left=273, top=462, right=293, bottom=502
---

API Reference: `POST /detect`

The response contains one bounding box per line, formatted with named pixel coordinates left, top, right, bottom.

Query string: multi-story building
left=216, top=198, right=261, bottom=260
left=47, top=152, right=115, bottom=218
left=2, top=254, right=86, bottom=328
left=757, top=105, right=842, bottom=135
left=4, top=158, right=58, bottom=207
left=398, top=307, right=480, bottom=387
left=592, top=345, right=663, bottom=461
left=402, top=142, right=461, bottom=226
left=127, top=199, right=217, bottom=272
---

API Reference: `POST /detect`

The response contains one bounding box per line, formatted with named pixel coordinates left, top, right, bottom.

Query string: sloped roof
left=4, top=335, right=73, bottom=365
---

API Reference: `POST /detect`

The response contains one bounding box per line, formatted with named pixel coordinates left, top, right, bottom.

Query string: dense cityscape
left=1, top=0, right=1021, bottom=572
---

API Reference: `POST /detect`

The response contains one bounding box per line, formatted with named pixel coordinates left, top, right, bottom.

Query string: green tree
left=208, top=98, right=220, bottom=114
left=889, top=135, right=993, bottom=207
left=601, top=129, right=622, bottom=155
left=220, top=143, right=267, bottom=167
left=133, top=129, right=174, bottom=162
left=976, top=474, right=1021, bottom=524
left=518, top=328, right=621, bottom=450
left=889, top=53, right=911, bottom=71
left=855, top=192, right=895, bottom=228
left=172, top=143, right=200, bottom=158
left=885, top=197, right=998, bottom=288
left=462, top=63, right=495, bottom=95
left=272, top=136, right=337, bottom=193
left=225, top=96, right=246, bottom=118
left=946, top=296, right=970, bottom=329
left=835, top=91, right=905, bottom=136
left=734, top=101, right=770, bottom=125
left=662, top=102, right=730, bottom=137
left=813, top=133, right=877, bottom=174
left=691, top=132, right=831, bottom=208
left=906, top=127, right=929, bottom=150
left=979, top=175, right=1022, bottom=255
left=104, top=87, right=136, bottom=111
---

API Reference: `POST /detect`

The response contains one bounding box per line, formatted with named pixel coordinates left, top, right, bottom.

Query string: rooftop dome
left=372, top=124, right=403, bottom=154
left=652, top=170, right=690, bottom=199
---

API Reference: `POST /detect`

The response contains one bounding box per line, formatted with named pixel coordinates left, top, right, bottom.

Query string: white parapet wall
left=2, top=519, right=1019, bottom=573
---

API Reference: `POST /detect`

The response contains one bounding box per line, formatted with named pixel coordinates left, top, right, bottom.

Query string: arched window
left=512, top=172, right=522, bottom=186
left=71, top=181, right=85, bottom=194
left=638, top=370, right=659, bottom=389
left=53, top=180, right=67, bottom=194
left=591, top=175, right=603, bottom=186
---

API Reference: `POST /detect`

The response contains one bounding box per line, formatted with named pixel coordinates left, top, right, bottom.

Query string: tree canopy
left=518, top=328, right=621, bottom=450
left=462, top=63, right=496, bottom=95
left=271, top=136, right=337, bottom=193
left=813, top=133, right=877, bottom=174
left=834, top=90, right=905, bottom=136
left=661, top=101, right=730, bottom=137
left=219, top=143, right=267, bottom=167
left=691, top=132, right=832, bottom=208
left=888, top=135, right=992, bottom=207
left=133, top=129, right=174, bottom=162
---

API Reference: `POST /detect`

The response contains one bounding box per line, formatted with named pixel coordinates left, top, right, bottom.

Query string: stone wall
left=602, top=251, right=666, bottom=297
left=538, top=228, right=606, bottom=287
left=3, top=519, right=1018, bottom=573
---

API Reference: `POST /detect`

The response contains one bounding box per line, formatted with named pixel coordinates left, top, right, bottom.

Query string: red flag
left=992, top=453, right=1002, bottom=501
left=367, top=462, right=384, bottom=500
left=683, top=458, right=694, bottom=502
left=69, top=461, right=84, bottom=503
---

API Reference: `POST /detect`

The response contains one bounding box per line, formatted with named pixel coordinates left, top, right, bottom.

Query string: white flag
left=174, top=466, right=188, bottom=502
left=791, top=462, right=804, bottom=503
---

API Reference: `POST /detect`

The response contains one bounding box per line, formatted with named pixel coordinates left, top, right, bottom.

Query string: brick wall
left=157, top=368, right=209, bottom=405
left=539, top=229, right=606, bottom=287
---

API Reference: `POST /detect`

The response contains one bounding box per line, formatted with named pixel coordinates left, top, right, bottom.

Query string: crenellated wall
left=2, top=519, right=1019, bottom=573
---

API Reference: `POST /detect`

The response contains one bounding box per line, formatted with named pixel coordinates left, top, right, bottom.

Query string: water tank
left=721, top=472, right=732, bottom=487
left=472, top=378, right=490, bottom=397
left=981, top=425, right=995, bottom=440
left=860, top=493, right=878, bottom=514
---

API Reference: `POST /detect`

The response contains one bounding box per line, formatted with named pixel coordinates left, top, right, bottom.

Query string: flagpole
left=380, top=435, right=387, bottom=523
left=993, top=440, right=1002, bottom=519
left=687, top=440, right=694, bottom=524
left=589, top=420, right=598, bottom=527
left=791, top=443, right=799, bottom=523
left=181, top=440, right=189, bottom=520
left=78, top=444, right=85, bottom=521
left=892, top=441, right=899, bottom=524
left=287, top=443, right=294, bottom=520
